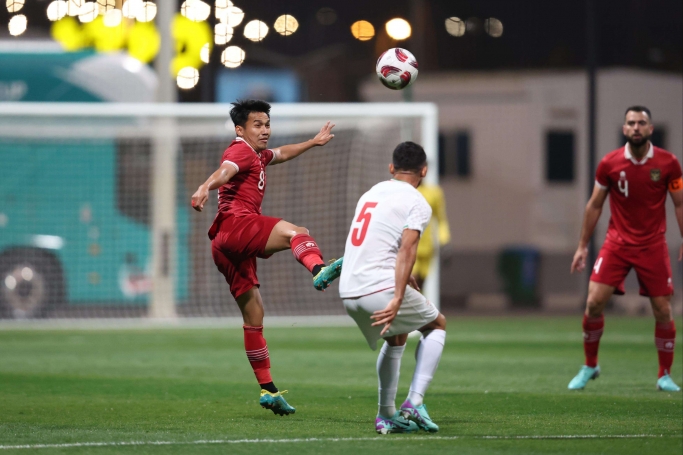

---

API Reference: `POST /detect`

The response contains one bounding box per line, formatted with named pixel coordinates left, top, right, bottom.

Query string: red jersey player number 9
left=351, top=202, right=378, bottom=246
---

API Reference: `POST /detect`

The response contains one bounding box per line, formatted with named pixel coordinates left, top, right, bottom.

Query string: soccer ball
left=375, top=48, right=418, bottom=90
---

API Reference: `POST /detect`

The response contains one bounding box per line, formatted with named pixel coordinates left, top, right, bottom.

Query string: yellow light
left=66, top=0, right=82, bottom=16
left=385, top=18, right=411, bottom=40
left=181, top=0, right=210, bottom=22
left=445, top=17, right=465, bottom=37
left=6, top=0, right=24, bottom=13
left=78, top=2, right=99, bottom=23
left=96, top=0, right=115, bottom=14
left=177, top=67, right=199, bottom=89
left=47, top=0, right=68, bottom=21
left=103, top=8, right=122, bottom=27
left=350, top=20, right=374, bottom=41
left=485, top=18, right=503, bottom=38
left=221, top=45, right=245, bottom=68
left=200, top=42, right=210, bottom=63
left=136, top=2, right=157, bottom=22
left=216, top=5, right=243, bottom=27
left=274, top=14, right=298, bottom=36
left=243, top=20, right=268, bottom=42
left=214, top=23, right=233, bottom=45
left=8, top=14, right=27, bottom=36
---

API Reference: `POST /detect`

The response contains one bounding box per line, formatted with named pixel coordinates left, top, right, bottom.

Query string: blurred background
left=0, top=0, right=681, bottom=320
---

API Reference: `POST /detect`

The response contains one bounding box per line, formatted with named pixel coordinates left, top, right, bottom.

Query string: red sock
left=290, top=233, right=324, bottom=273
left=243, top=325, right=272, bottom=384
left=583, top=314, right=604, bottom=368
left=655, top=321, right=676, bottom=378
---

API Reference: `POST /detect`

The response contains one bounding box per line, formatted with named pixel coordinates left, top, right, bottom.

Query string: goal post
left=0, top=102, right=439, bottom=320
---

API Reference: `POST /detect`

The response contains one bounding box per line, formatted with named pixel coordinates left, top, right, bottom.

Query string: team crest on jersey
left=650, top=169, right=661, bottom=182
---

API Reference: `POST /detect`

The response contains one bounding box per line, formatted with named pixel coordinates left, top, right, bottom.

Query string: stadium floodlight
left=181, top=0, right=210, bottom=23
left=216, top=4, right=244, bottom=27
left=8, top=14, right=27, bottom=36
left=96, top=0, right=115, bottom=14
left=215, top=0, right=232, bottom=8
left=386, top=18, right=411, bottom=40
left=78, top=2, right=99, bottom=23
left=221, top=45, right=245, bottom=68
left=66, top=0, right=82, bottom=16
left=214, top=23, right=233, bottom=45
left=445, top=17, right=465, bottom=37
left=103, top=7, right=121, bottom=27
left=274, top=14, right=298, bottom=36
left=176, top=66, right=199, bottom=89
left=485, top=18, right=503, bottom=37
left=200, top=42, right=210, bottom=63
left=47, top=0, right=68, bottom=21
left=122, top=0, right=143, bottom=19
left=350, top=20, right=374, bottom=41
left=6, top=0, right=24, bottom=13
left=244, top=20, right=268, bottom=42
left=135, top=2, right=157, bottom=23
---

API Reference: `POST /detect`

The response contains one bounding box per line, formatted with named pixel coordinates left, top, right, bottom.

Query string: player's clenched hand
left=571, top=246, right=588, bottom=273
left=191, top=186, right=209, bottom=212
left=312, top=121, right=335, bottom=146
left=371, top=296, right=401, bottom=336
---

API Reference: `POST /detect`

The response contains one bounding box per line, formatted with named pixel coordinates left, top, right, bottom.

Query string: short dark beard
left=627, top=134, right=649, bottom=147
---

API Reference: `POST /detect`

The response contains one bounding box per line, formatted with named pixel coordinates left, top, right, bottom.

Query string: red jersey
left=596, top=143, right=682, bottom=246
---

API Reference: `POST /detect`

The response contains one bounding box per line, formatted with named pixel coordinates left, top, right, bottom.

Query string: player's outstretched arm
left=271, top=122, right=335, bottom=164
left=191, top=162, right=239, bottom=212
left=571, top=185, right=608, bottom=273
left=372, top=229, right=421, bottom=335
left=669, top=186, right=683, bottom=261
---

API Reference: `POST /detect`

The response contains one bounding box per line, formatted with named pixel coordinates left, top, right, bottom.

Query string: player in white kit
left=339, top=141, right=447, bottom=434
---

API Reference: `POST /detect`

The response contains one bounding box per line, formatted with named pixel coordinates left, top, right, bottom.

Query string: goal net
left=0, top=103, right=438, bottom=320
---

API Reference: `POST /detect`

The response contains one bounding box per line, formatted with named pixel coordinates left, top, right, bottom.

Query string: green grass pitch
left=0, top=316, right=681, bottom=454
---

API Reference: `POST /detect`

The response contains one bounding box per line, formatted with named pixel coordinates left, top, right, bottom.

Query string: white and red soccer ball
left=375, top=48, right=418, bottom=90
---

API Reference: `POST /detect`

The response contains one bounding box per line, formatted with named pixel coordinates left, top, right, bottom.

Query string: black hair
left=624, top=105, right=652, bottom=121
left=392, top=141, right=427, bottom=172
left=230, top=99, right=271, bottom=128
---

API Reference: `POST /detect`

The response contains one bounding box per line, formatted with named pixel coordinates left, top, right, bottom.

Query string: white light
left=136, top=2, right=157, bottom=22
left=122, top=0, right=143, bottom=19
left=386, top=18, right=411, bottom=40
left=103, top=8, right=122, bottom=27
left=21, top=267, right=33, bottom=282
left=274, top=14, right=298, bottom=36
left=221, top=45, right=245, bottom=68
left=215, top=0, right=232, bottom=8
left=8, top=14, right=27, bottom=36
left=243, top=20, right=268, bottom=42
left=96, top=0, right=116, bottom=14
left=67, top=0, right=82, bottom=16
left=181, top=0, right=210, bottom=22
left=78, top=2, right=99, bottom=23
left=200, top=42, right=210, bottom=63
left=32, top=235, right=65, bottom=250
left=445, top=17, right=466, bottom=37
left=214, top=23, right=233, bottom=45
left=4, top=275, right=17, bottom=290
left=6, top=0, right=24, bottom=13
left=47, top=0, right=68, bottom=21
left=216, top=5, right=243, bottom=27
left=177, top=67, right=199, bottom=89
left=122, top=56, right=142, bottom=73
left=485, top=17, right=503, bottom=38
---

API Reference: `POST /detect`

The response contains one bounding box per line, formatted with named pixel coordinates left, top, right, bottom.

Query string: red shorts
left=210, top=213, right=281, bottom=299
left=590, top=240, right=673, bottom=297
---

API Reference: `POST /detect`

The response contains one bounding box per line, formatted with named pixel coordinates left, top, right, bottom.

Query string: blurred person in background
left=568, top=106, right=683, bottom=392
left=412, top=182, right=451, bottom=291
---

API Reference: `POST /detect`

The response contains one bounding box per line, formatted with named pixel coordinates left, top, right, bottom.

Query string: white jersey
left=339, top=179, right=432, bottom=298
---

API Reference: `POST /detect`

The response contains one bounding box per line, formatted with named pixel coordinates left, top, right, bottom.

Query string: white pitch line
left=0, top=434, right=675, bottom=450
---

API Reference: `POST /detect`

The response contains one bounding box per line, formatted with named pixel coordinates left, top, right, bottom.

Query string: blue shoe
left=568, top=365, right=600, bottom=390
left=313, top=257, right=343, bottom=291
left=657, top=373, right=681, bottom=392
left=400, top=400, right=439, bottom=433
left=375, top=411, right=419, bottom=434
left=259, top=390, right=295, bottom=416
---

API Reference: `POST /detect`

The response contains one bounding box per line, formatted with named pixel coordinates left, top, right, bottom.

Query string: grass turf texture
left=0, top=316, right=681, bottom=454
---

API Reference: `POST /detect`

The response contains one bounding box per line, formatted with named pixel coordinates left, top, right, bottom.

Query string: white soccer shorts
left=343, top=287, right=439, bottom=350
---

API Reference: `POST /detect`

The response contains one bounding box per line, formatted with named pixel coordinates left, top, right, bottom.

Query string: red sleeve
left=667, top=155, right=683, bottom=192
left=261, top=149, right=275, bottom=166
left=595, top=158, right=610, bottom=189
left=222, top=145, right=253, bottom=173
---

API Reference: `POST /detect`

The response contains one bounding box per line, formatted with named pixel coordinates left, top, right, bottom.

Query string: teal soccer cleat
left=375, top=411, right=419, bottom=434
left=656, top=374, right=681, bottom=392
left=400, top=400, right=439, bottom=433
left=313, top=257, right=343, bottom=291
left=259, top=390, right=296, bottom=416
left=568, top=365, right=601, bottom=390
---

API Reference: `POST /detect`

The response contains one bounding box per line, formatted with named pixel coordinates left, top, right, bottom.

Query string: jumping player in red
left=191, top=100, right=343, bottom=415
left=569, top=106, right=683, bottom=392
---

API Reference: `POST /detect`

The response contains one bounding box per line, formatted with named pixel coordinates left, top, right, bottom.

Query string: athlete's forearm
left=276, top=140, right=316, bottom=162
left=578, top=205, right=602, bottom=248
left=675, top=203, right=683, bottom=238
left=202, top=165, right=235, bottom=191
left=394, top=242, right=418, bottom=301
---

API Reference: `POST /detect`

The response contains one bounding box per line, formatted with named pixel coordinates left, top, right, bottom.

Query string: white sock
left=377, top=342, right=405, bottom=418
left=408, top=329, right=446, bottom=406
